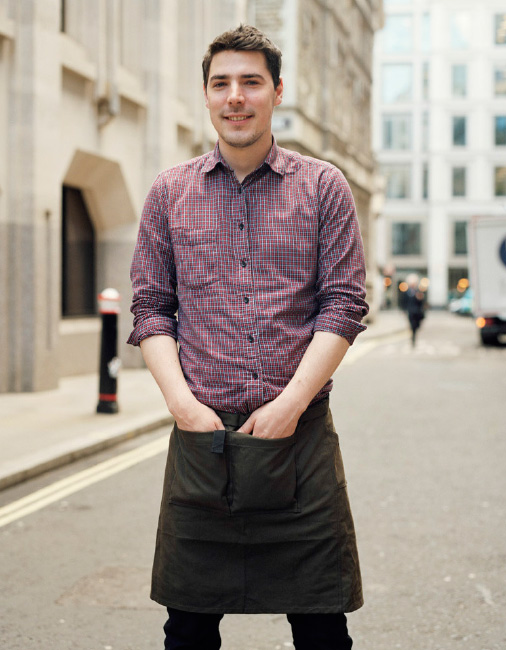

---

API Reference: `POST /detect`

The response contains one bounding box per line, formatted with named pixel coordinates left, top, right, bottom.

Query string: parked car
left=449, top=288, right=473, bottom=316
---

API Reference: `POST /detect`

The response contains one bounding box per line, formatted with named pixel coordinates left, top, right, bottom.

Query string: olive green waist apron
left=151, top=398, right=363, bottom=614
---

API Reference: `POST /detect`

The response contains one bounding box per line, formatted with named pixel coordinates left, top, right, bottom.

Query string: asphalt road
left=1, top=311, right=505, bottom=650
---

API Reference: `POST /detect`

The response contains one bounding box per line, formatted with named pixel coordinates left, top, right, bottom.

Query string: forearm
left=139, top=335, right=195, bottom=416
left=277, top=331, right=350, bottom=415
left=238, top=331, right=350, bottom=438
left=140, top=335, right=223, bottom=430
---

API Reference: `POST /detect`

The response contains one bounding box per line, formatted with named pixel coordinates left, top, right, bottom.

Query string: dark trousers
left=163, top=607, right=353, bottom=649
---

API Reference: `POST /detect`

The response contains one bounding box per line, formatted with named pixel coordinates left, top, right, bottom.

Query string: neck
left=218, top=134, right=273, bottom=183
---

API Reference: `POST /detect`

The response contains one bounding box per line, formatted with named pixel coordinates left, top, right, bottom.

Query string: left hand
left=237, top=398, right=303, bottom=439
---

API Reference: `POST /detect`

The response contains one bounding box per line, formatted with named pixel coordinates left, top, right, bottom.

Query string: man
left=129, top=24, right=368, bottom=650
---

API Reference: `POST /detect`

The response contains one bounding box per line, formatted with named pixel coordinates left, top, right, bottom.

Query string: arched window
left=61, top=185, right=96, bottom=317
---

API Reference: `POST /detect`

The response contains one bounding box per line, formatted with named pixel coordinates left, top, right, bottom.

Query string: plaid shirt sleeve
left=127, top=174, right=178, bottom=346
left=314, top=165, right=368, bottom=345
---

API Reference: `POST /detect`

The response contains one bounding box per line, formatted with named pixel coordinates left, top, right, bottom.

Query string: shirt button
left=241, top=259, right=247, bottom=268
left=243, top=296, right=249, bottom=304
left=239, top=223, right=244, bottom=230
left=252, top=372, right=258, bottom=380
left=248, top=335, right=254, bottom=343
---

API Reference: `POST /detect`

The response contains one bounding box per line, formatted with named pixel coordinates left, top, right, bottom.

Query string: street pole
left=96, top=288, right=121, bottom=414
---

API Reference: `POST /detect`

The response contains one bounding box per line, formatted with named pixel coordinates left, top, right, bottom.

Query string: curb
left=0, top=413, right=173, bottom=492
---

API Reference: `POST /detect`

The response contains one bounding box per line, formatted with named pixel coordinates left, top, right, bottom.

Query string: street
left=1, top=311, right=505, bottom=650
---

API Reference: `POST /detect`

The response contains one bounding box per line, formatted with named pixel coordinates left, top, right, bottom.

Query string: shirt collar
left=201, top=138, right=288, bottom=177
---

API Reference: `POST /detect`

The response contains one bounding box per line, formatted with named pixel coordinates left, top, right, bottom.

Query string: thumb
left=211, top=409, right=225, bottom=429
left=237, top=415, right=254, bottom=435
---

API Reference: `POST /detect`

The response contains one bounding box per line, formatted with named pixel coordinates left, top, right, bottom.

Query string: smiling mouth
left=225, top=115, right=252, bottom=122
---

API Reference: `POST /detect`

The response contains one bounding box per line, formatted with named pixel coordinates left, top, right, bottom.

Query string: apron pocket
left=228, top=434, right=298, bottom=514
left=168, top=427, right=230, bottom=514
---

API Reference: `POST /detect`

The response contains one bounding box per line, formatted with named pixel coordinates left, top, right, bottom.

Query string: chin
left=223, top=134, right=260, bottom=149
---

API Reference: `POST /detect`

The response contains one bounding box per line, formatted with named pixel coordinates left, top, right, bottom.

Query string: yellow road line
left=0, top=436, right=168, bottom=529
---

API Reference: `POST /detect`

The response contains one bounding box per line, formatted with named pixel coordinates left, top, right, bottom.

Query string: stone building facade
left=0, top=0, right=382, bottom=393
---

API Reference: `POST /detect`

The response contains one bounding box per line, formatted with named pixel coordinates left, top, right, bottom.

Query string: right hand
left=173, top=397, right=224, bottom=432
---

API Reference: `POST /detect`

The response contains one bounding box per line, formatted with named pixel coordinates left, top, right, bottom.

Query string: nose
left=227, top=81, right=244, bottom=105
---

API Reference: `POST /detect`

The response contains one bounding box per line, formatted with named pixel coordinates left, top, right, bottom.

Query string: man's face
left=204, top=49, right=283, bottom=151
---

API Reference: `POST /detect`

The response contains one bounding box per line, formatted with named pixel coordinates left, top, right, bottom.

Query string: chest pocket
left=171, top=227, right=219, bottom=290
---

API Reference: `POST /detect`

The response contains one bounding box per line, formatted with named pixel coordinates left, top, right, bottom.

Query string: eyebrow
left=209, top=73, right=266, bottom=82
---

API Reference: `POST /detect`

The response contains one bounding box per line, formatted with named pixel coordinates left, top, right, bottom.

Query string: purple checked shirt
left=128, top=140, right=369, bottom=414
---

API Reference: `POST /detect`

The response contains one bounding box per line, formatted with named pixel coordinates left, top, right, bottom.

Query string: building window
left=328, top=27, right=339, bottom=68
left=382, top=114, right=412, bottom=150
left=450, top=12, right=470, bottom=49
left=392, top=223, right=421, bottom=255
left=452, top=167, right=466, bottom=197
left=60, top=0, right=67, bottom=33
left=61, top=186, right=97, bottom=317
left=495, top=14, right=506, bottom=45
left=495, top=167, right=506, bottom=196
left=495, top=66, right=506, bottom=96
left=452, top=116, right=467, bottom=146
left=383, top=14, right=413, bottom=53
left=383, top=164, right=412, bottom=199
left=495, top=116, right=506, bottom=145
left=422, top=111, right=429, bottom=151
left=452, top=64, right=467, bottom=97
left=382, top=64, right=413, bottom=103
left=422, top=62, right=430, bottom=100
left=422, top=163, right=429, bottom=199
left=421, top=13, right=431, bottom=52
left=454, top=222, right=468, bottom=255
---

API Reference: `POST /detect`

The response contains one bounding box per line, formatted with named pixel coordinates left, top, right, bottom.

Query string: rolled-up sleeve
left=314, top=166, right=369, bottom=345
left=127, top=175, right=178, bottom=346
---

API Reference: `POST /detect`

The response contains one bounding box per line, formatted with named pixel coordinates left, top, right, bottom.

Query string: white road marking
left=476, top=584, right=495, bottom=606
left=0, top=436, right=168, bottom=529
left=340, top=331, right=410, bottom=367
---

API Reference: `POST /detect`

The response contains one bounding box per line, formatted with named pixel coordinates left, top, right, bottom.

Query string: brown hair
left=202, top=24, right=282, bottom=89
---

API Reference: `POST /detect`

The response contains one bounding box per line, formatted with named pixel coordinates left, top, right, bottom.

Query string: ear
left=274, top=77, right=283, bottom=107
left=203, top=82, right=209, bottom=109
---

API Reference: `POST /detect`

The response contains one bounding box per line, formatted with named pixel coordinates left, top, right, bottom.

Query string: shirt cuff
left=127, top=317, right=178, bottom=347
left=313, top=313, right=367, bottom=346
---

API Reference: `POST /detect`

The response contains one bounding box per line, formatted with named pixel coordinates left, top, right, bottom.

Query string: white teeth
left=227, top=116, right=249, bottom=121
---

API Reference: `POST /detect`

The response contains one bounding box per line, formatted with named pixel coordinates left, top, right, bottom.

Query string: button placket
left=233, top=185, right=261, bottom=392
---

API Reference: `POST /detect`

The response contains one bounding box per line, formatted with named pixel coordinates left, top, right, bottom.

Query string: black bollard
left=96, top=288, right=121, bottom=414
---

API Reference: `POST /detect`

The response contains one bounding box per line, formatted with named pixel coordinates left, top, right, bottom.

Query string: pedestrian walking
left=128, top=24, right=369, bottom=650
left=404, top=274, right=426, bottom=346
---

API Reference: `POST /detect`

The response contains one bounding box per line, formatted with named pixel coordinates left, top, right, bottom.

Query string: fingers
left=237, top=415, right=254, bottom=434
left=176, top=405, right=224, bottom=432
left=214, top=417, right=225, bottom=430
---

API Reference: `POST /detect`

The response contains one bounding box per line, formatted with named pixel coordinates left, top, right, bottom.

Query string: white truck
left=469, top=215, right=506, bottom=345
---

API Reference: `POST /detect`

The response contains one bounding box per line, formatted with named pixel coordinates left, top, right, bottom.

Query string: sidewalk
left=0, top=310, right=408, bottom=491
